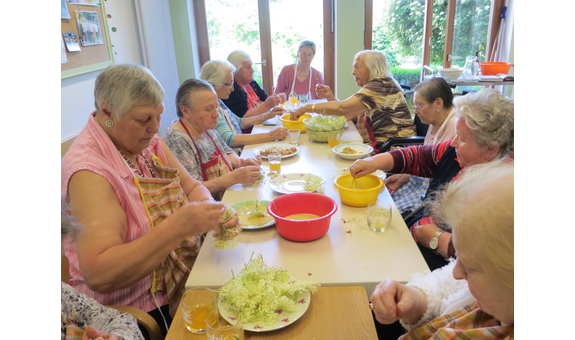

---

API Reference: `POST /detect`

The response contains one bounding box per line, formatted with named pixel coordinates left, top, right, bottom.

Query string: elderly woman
left=222, top=50, right=284, bottom=120
left=200, top=60, right=288, bottom=155
left=61, top=199, right=144, bottom=340
left=351, top=89, right=513, bottom=271
left=274, top=40, right=325, bottom=100
left=371, top=161, right=514, bottom=339
left=163, top=79, right=263, bottom=201
left=387, top=77, right=457, bottom=215
left=61, top=64, right=240, bottom=336
left=291, top=50, right=416, bottom=150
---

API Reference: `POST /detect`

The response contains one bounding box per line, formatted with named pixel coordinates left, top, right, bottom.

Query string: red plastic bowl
left=267, top=193, right=338, bottom=242
left=479, top=62, right=514, bottom=75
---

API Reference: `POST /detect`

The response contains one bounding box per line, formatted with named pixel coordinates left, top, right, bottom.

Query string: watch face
left=430, top=239, right=438, bottom=250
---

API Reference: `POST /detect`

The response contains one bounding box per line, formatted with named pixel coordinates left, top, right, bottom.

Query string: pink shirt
left=274, top=64, right=324, bottom=99
left=61, top=111, right=169, bottom=312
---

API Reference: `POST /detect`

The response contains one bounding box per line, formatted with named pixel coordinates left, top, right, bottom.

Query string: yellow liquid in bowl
left=328, top=139, right=339, bottom=147
left=285, top=213, right=321, bottom=220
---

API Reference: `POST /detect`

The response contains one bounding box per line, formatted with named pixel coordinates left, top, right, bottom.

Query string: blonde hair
left=433, top=160, right=514, bottom=291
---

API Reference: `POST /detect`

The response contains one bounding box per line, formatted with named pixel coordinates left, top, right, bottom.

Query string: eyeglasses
left=412, top=103, right=428, bottom=112
left=299, top=52, right=314, bottom=58
left=223, top=81, right=234, bottom=89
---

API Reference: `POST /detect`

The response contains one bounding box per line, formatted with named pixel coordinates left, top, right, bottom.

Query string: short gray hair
left=199, top=60, right=236, bottom=89
left=454, top=89, right=514, bottom=157
left=175, top=78, right=215, bottom=118
left=61, top=198, right=84, bottom=241
left=355, top=50, right=392, bottom=81
left=297, top=40, right=316, bottom=55
left=413, top=77, right=454, bottom=109
left=94, top=63, right=165, bottom=119
left=227, top=50, right=252, bottom=71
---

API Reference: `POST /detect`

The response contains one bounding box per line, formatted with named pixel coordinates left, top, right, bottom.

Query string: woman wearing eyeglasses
left=386, top=77, right=457, bottom=216
left=200, top=60, right=288, bottom=155
left=274, top=40, right=325, bottom=101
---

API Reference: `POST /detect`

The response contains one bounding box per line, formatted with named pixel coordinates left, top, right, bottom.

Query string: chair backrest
left=413, top=114, right=429, bottom=137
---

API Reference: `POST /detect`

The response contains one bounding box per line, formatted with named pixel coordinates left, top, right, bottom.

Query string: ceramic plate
left=231, top=200, right=275, bottom=230
left=218, top=277, right=311, bottom=332
left=269, top=173, right=324, bottom=194
left=332, top=143, right=374, bottom=160
left=332, top=168, right=386, bottom=180
left=253, top=143, right=300, bottom=159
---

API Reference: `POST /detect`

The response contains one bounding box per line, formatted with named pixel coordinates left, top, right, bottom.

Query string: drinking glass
left=367, top=201, right=392, bottom=232
left=279, top=93, right=286, bottom=107
left=206, top=306, right=244, bottom=340
left=299, top=93, right=309, bottom=106
left=268, top=152, right=281, bottom=173
left=327, top=130, right=343, bottom=147
left=181, top=287, right=216, bottom=334
left=289, top=93, right=298, bottom=108
left=287, top=129, right=300, bottom=145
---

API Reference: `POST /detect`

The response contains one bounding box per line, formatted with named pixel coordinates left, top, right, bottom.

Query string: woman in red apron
left=163, top=79, right=263, bottom=201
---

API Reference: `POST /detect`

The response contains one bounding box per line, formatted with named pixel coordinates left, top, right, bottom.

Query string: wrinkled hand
left=233, top=166, right=262, bottom=185
left=385, top=174, right=411, bottom=195
left=268, top=127, right=288, bottom=141
left=212, top=206, right=242, bottom=240
left=290, top=108, right=306, bottom=121
left=240, top=156, right=262, bottom=167
left=370, top=280, right=425, bottom=325
left=264, top=95, right=281, bottom=109
left=315, top=84, right=334, bottom=100
left=350, top=158, right=379, bottom=179
left=270, top=106, right=286, bottom=116
left=82, top=326, right=120, bottom=340
left=173, top=201, right=225, bottom=238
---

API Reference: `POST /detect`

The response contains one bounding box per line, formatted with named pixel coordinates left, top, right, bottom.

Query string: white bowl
left=332, top=143, right=373, bottom=160
left=332, top=168, right=386, bottom=180
left=438, top=68, right=463, bottom=81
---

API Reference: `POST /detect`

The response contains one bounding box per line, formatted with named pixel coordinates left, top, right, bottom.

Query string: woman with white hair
left=222, top=50, right=285, bottom=124
left=200, top=60, right=288, bottom=155
left=61, top=64, right=240, bottom=336
left=291, top=50, right=415, bottom=150
left=370, top=161, right=514, bottom=339
left=274, top=40, right=325, bottom=100
left=350, top=89, right=514, bottom=271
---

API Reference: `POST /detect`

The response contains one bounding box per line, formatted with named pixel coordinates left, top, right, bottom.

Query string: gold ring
left=369, top=302, right=374, bottom=311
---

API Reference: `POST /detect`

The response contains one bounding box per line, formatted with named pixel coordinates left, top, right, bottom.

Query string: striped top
left=215, top=99, right=243, bottom=155
left=61, top=111, right=169, bottom=312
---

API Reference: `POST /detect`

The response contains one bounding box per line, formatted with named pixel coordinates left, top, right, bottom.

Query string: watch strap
left=429, top=229, right=444, bottom=251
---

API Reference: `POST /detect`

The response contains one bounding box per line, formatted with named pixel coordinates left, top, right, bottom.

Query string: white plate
left=253, top=143, right=300, bottom=159
left=332, top=168, right=386, bottom=180
left=270, top=173, right=324, bottom=194
left=218, top=277, right=311, bottom=332
left=332, top=143, right=374, bottom=160
left=231, top=200, right=275, bottom=230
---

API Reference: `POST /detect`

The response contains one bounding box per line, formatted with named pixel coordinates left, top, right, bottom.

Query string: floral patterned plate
left=218, top=277, right=311, bottom=332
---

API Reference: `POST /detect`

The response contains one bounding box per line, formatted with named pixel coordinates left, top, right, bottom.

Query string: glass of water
left=367, top=201, right=392, bottom=232
left=299, top=93, right=309, bottom=106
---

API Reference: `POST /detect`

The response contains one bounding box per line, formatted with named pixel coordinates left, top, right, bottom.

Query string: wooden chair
left=61, top=256, right=163, bottom=340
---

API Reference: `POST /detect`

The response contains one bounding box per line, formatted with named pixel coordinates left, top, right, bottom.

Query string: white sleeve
left=399, top=261, right=473, bottom=331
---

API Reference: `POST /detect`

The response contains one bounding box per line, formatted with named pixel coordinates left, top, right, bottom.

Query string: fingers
left=370, top=280, right=400, bottom=324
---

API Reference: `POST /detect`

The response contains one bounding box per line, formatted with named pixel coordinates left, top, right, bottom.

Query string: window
left=196, top=0, right=335, bottom=94
left=367, top=0, right=501, bottom=91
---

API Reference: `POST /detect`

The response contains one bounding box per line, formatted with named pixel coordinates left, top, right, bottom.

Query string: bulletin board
left=61, top=1, right=114, bottom=79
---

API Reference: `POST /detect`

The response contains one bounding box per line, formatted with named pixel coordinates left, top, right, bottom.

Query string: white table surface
left=185, top=119, right=428, bottom=296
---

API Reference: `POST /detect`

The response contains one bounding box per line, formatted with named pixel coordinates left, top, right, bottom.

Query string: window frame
left=364, top=0, right=506, bottom=76
left=194, top=0, right=335, bottom=94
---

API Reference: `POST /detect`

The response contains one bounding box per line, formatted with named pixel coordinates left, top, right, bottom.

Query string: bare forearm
left=201, top=172, right=237, bottom=194
left=242, top=111, right=274, bottom=128
left=230, top=133, right=273, bottom=147
left=244, top=103, right=271, bottom=118
left=373, top=153, right=395, bottom=172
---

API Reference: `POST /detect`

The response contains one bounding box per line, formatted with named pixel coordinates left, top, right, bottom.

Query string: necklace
left=118, top=150, right=157, bottom=178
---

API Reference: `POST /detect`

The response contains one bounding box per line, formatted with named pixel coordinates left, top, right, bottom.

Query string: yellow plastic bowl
left=333, top=174, right=385, bottom=207
left=279, top=114, right=312, bottom=132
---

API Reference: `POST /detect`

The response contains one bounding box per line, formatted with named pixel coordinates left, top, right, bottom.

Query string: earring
left=105, top=119, right=114, bottom=128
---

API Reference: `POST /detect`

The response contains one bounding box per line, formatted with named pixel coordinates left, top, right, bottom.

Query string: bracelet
left=199, top=197, right=215, bottom=202
left=312, top=104, right=316, bottom=113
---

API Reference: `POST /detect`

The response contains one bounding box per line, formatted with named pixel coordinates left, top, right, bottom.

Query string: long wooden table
left=185, top=119, right=428, bottom=297
left=165, top=286, right=378, bottom=339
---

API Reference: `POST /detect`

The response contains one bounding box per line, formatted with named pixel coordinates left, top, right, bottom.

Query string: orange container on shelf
left=479, top=62, right=514, bottom=75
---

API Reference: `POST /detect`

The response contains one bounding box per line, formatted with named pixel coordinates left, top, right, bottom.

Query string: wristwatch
left=429, top=230, right=444, bottom=254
